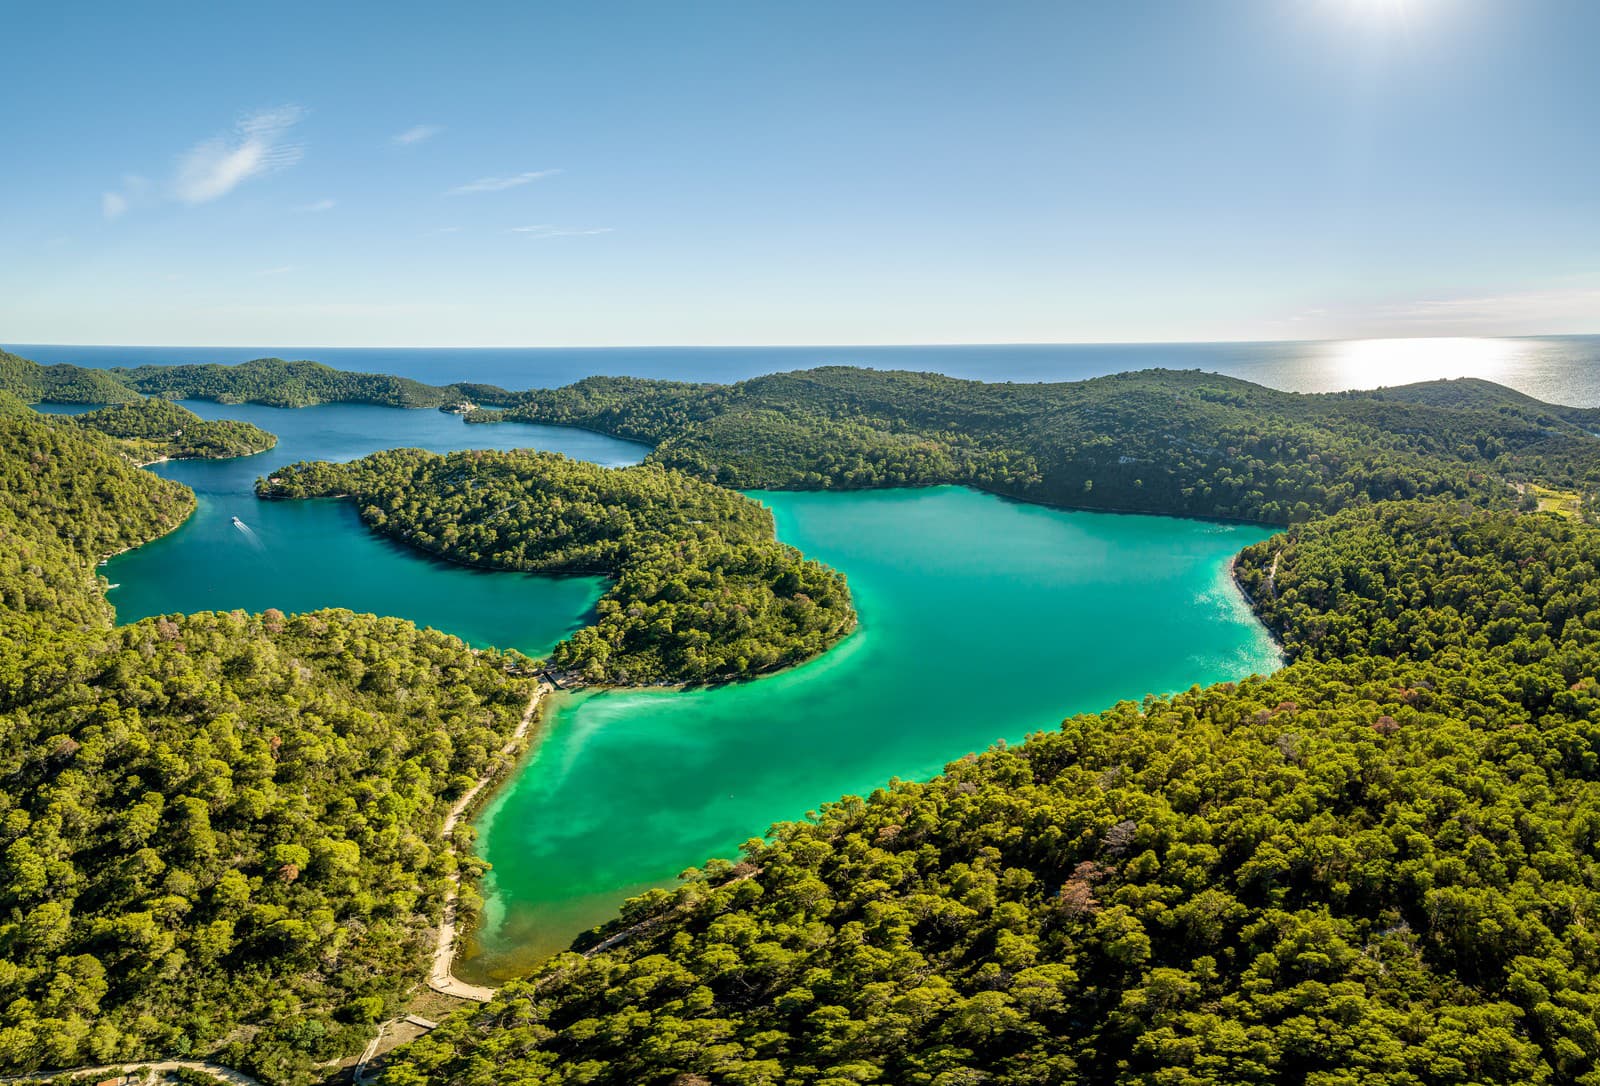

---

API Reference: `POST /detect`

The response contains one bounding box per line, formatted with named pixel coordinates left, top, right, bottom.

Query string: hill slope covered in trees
left=12, top=354, right=1600, bottom=1082
left=0, top=349, right=140, bottom=405
left=381, top=501, right=1600, bottom=1085
left=471, top=367, right=1600, bottom=524
left=259, top=449, right=856, bottom=683
left=0, top=350, right=517, bottom=411
left=72, top=397, right=277, bottom=463
left=0, top=410, right=537, bottom=1083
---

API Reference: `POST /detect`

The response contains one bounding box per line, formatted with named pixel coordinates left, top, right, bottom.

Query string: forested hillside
left=13, top=354, right=1600, bottom=1083
left=72, top=397, right=277, bottom=462
left=474, top=367, right=1600, bottom=524
left=382, top=501, right=1600, bottom=1085
left=10, top=348, right=1600, bottom=526
left=0, top=350, right=517, bottom=411
left=0, top=349, right=139, bottom=404
left=260, top=449, right=856, bottom=683
left=0, top=410, right=537, bottom=1083
left=112, top=357, right=512, bottom=410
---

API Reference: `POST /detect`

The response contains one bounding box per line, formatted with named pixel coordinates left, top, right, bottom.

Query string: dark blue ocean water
left=10, top=336, right=1600, bottom=405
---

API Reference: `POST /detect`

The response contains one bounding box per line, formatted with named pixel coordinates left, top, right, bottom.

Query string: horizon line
left=7, top=331, right=1599, bottom=353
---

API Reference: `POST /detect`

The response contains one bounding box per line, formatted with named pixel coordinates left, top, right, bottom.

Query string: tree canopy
left=0, top=409, right=536, bottom=1084
left=259, top=448, right=856, bottom=684
left=0, top=349, right=518, bottom=411
left=472, top=366, right=1600, bottom=524
left=11, top=354, right=1600, bottom=1083
left=71, top=397, right=277, bottom=463
left=0, top=350, right=140, bottom=405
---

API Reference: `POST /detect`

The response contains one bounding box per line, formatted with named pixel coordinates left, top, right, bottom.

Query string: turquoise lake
left=462, top=486, right=1281, bottom=981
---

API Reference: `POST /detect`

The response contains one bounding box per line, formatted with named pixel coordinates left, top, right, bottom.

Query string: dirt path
left=0, top=1059, right=262, bottom=1085
left=427, top=679, right=552, bottom=1001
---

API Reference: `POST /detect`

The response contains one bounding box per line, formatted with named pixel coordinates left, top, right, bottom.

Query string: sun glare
left=1326, top=337, right=1520, bottom=391
left=1330, top=0, right=1427, bottom=27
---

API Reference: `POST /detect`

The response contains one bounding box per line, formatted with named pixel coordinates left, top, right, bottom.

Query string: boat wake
left=232, top=516, right=266, bottom=550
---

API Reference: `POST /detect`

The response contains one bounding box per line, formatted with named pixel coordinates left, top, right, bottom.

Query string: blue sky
left=2, top=0, right=1596, bottom=346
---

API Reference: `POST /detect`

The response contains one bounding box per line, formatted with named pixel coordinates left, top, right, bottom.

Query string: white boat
left=231, top=516, right=244, bottom=527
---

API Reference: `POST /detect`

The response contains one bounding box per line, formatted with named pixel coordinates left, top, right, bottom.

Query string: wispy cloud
left=510, top=224, right=613, bottom=239
left=174, top=106, right=306, bottom=205
left=100, top=174, right=150, bottom=220
left=296, top=198, right=336, bottom=213
left=448, top=169, right=560, bottom=195
left=394, top=124, right=443, bottom=146
left=1375, top=287, right=1600, bottom=326
left=1270, top=282, right=1600, bottom=339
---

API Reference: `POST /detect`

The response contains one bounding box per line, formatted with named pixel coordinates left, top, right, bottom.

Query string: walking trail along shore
left=427, top=678, right=552, bottom=1000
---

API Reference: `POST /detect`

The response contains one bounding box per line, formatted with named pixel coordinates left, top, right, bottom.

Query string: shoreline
left=1227, top=548, right=1285, bottom=654
left=426, top=677, right=554, bottom=1002
left=97, top=496, right=199, bottom=565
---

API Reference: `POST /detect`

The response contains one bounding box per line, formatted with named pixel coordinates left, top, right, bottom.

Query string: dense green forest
left=381, top=500, right=1600, bottom=1085
left=0, top=350, right=517, bottom=411
left=112, top=358, right=515, bottom=410
left=259, top=449, right=856, bottom=683
left=11, top=347, right=1600, bottom=526
left=0, top=409, right=538, bottom=1083
left=0, top=349, right=140, bottom=405
left=70, top=397, right=277, bottom=463
left=13, top=353, right=1600, bottom=1082
left=471, top=367, right=1600, bottom=524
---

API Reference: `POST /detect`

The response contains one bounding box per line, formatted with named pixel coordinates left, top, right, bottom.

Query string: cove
left=464, top=486, right=1282, bottom=981
left=94, top=400, right=649, bottom=655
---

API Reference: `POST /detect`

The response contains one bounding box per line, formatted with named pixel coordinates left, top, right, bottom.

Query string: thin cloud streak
left=448, top=169, right=560, bottom=195
left=393, top=124, right=443, bottom=145
left=101, top=192, right=128, bottom=220
left=296, top=198, right=336, bottom=213
left=510, top=224, right=613, bottom=239
left=174, top=106, right=306, bottom=205
left=1272, top=283, right=1600, bottom=339
left=1377, top=287, right=1600, bottom=326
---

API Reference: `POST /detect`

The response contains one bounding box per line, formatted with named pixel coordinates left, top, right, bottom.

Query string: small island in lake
left=258, top=448, right=856, bottom=684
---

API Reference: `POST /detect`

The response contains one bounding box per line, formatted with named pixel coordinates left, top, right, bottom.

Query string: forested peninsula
left=257, top=449, right=855, bottom=684
left=72, top=398, right=277, bottom=464
left=469, top=367, right=1600, bottom=524
left=0, top=350, right=513, bottom=411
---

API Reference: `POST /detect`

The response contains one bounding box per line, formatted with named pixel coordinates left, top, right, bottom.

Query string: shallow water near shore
left=463, top=486, right=1282, bottom=981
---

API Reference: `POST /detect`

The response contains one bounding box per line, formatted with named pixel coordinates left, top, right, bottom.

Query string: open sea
left=9, top=335, right=1600, bottom=405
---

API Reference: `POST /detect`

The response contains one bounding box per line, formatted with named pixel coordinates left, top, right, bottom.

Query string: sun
left=1332, top=0, right=1425, bottom=26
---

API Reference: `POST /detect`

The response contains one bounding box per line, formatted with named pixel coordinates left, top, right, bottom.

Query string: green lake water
left=90, top=401, right=648, bottom=653
left=61, top=401, right=1284, bottom=985
left=462, top=486, right=1282, bottom=982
